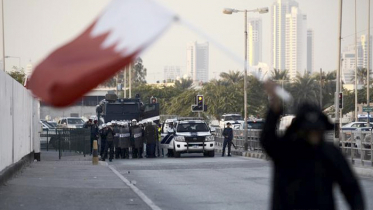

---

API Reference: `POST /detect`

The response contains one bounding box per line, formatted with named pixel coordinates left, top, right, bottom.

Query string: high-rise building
left=307, top=29, right=314, bottom=74
left=186, top=41, right=209, bottom=83
left=271, top=0, right=298, bottom=70
left=164, top=66, right=181, bottom=82
left=360, top=34, right=372, bottom=69
left=248, top=18, right=262, bottom=66
left=285, top=6, right=307, bottom=80
left=341, top=45, right=356, bottom=85
left=342, top=34, right=372, bottom=85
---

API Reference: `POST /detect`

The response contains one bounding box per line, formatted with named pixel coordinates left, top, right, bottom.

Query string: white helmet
left=107, top=122, right=112, bottom=126
left=132, top=119, right=137, bottom=123
left=102, top=124, right=107, bottom=128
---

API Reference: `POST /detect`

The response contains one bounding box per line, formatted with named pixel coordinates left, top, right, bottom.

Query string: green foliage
left=7, top=67, right=25, bottom=84
left=101, top=57, right=147, bottom=87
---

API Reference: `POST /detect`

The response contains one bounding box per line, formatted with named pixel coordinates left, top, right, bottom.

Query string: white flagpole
left=178, top=17, right=292, bottom=102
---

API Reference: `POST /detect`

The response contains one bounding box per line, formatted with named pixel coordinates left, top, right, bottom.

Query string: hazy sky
left=2, top=0, right=372, bottom=83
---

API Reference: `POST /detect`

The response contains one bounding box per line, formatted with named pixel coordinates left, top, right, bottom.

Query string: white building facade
left=186, top=41, right=209, bottom=83
left=285, top=7, right=307, bottom=79
left=164, top=66, right=181, bottom=82
left=248, top=18, right=262, bottom=66
left=307, top=29, right=314, bottom=74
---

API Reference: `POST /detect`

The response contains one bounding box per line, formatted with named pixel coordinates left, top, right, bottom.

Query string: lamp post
left=223, top=7, right=268, bottom=151
left=5, top=55, right=21, bottom=71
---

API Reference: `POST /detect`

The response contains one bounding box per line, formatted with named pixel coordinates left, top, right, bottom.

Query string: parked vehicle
left=219, top=114, right=244, bottom=129
left=341, top=122, right=373, bottom=131
left=57, top=117, right=85, bottom=128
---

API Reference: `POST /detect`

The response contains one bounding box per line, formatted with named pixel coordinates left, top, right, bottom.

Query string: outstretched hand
left=264, top=80, right=282, bottom=114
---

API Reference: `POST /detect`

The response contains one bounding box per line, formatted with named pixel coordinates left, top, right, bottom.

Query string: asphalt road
left=110, top=154, right=373, bottom=210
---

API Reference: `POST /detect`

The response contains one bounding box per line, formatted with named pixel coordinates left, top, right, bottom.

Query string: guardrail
left=340, top=130, right=373, bottom=166
left=40, top=128, right=91, bottom=159
left=215, top=128, right=262, bottom=151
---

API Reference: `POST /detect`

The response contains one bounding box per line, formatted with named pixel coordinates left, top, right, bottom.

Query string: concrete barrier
left=0, top=70, right=40, bottom=183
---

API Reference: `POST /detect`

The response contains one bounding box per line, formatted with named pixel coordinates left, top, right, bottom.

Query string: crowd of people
left=84, top=119, right=160, bottom=162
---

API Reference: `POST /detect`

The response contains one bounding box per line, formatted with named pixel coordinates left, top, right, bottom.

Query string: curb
left=0, top=152, right=34, bottom=186
left=214, top=148, right=268, bottom=160
left=353, top=167, right=373, bottom=178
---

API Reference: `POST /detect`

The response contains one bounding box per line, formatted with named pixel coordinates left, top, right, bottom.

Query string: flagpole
left=2, top=0, right=5, bottom=72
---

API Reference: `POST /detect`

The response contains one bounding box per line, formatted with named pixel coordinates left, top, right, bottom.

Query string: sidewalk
left=214, top=144, right=373, bottom=178
left=0, top=151, right=151, bottom=210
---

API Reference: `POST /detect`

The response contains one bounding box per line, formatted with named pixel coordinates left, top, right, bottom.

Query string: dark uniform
left=113, top=125, right=121, bottom=159
left=131, top=125, right=144, bottom=158
left=99, top=127, right=107, bottom=157
left=144, top=123, right=158, bottom=158
left=222, top=126, right=233, bottom=156
left=260, top=104, right=365, bottom=210
left=119, top=125, right=131, bottom=159
left=103, top=126, right=115, bottom=161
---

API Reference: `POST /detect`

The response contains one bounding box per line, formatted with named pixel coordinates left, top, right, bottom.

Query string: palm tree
left=350, top=68, right=371, bottom=85
left=174, top=78, right=193, bottom=90
left=219, top=70, right=243, bottom=84
left=291, top=73, right=319, bottom=107
left=271, top=69, right=289, bottom=80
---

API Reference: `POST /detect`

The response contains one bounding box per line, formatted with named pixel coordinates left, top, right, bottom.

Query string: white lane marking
left=108, top=165, right=162, bottom=210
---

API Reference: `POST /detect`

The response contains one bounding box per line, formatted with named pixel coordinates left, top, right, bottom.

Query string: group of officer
left=98, top=119, right=159, bottom=162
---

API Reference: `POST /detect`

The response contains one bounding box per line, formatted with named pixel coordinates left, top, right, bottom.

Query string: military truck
left=96, top=92, right=160, bottom=124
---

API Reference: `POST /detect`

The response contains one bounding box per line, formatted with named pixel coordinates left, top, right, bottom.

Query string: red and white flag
left=28, top=0, right=176, bottom=107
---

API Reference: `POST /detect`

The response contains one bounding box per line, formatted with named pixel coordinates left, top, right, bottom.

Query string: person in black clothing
left=222, top=122, right=233, bottom=157
left=261, top=80, right=365, bottom=210
left=102, top=122, right=115, bottom=162
left=99, top=124, right=107, bottom=158
left=144, top=120, right=157, bottom=158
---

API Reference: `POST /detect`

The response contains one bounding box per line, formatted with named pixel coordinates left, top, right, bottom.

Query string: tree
left=131, top=57, right=147, bottom=86
left=219, top=70, right=243, bottom=84
left=7, top=66, right=25, bottom=84
left=99, top=57, right=148, bottom=87
left=291, top=72, right=319, bottom=108
left=174, top=78, right=193, bottom=90
left=202, top=79, right=244, bottom=120
left=271, top=69, right=289, bottom=80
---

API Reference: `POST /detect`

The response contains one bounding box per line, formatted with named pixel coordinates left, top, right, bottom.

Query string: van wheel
left=208, top=150, right=215, bottom=157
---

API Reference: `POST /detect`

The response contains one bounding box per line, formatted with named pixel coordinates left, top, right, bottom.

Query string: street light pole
left=368, top=0, right=371, bottom=124
left=335, top=0, right=343, bottom=145
left=1, top=0, right=4, bottom=72
left=223, top=7, right=268, bottom=151
left=243, top=10, right=249, bottom=151
left=355, top=0, right=358, bottom=121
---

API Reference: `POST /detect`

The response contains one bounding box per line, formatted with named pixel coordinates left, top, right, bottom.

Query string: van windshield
left=68, top=119, right=84, bottom=125
left=177, top=123, right=209, bottom=132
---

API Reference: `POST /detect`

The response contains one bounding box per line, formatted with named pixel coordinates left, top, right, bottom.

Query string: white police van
left=163, top=117, right=215, bottom=157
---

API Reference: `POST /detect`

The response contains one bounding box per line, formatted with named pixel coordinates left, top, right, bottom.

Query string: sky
left=2, top=0, right=372, bottom=83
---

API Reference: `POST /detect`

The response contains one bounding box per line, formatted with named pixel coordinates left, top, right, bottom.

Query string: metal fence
left=215, top=128, right=262, bottom=151
left=40, top=128, right=91, bottom=159
left=340, top=130, right=373, bottom=166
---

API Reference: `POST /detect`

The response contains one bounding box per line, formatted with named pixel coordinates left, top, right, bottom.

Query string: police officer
left=157, top=124, right=163, bottom=157
left=130, top=119, right=144, bottom=158
left=222, top=122, right=233, bottom=157
left=99, top=124, right=107, bottom=158
left=113, top=121, right=121, bottom=159
left=144, top=120, right=157, bottom=158
left=103, top=122, right=115, bottom=162
left=119, top=122, right=131, bottom=159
